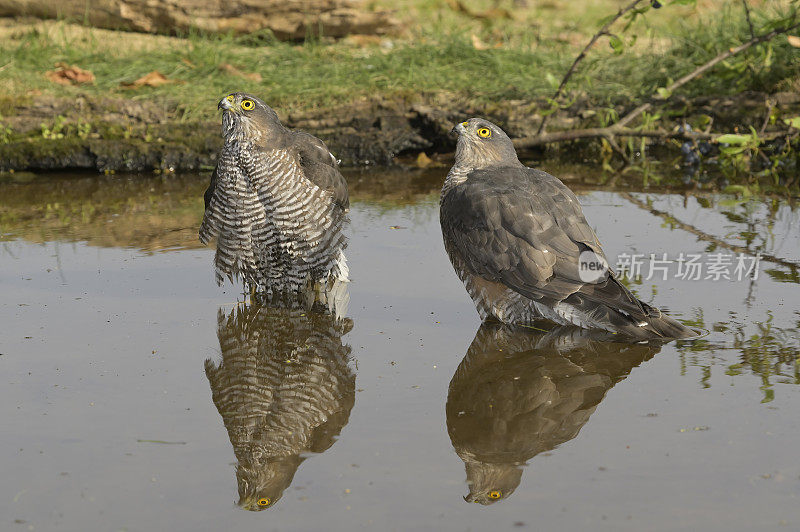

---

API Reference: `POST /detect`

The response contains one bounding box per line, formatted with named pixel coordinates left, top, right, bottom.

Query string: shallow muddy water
left=1, top=170, right=799, bottom=531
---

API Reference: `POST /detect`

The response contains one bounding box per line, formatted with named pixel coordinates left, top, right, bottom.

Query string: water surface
left=1, top=170, right=799, bottom=531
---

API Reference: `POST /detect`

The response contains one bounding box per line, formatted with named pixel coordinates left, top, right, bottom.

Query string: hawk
left=447, top=322, right=660, bottom=504
left=200, top=92, right=349, bottom=314
left=440, top=118, right=697, bottom=340
left=205, top=302, right=355, bottom=510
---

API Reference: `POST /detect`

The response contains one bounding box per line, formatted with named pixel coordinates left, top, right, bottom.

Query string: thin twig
left=621, top=193, right=800, bottom=270
left=615, top=19, right=800, bottom=129
left=759, top=98, right=774, bottom=135
left=516, top=18, right=800, bottom=149
left=741, top=0, right=756, bottom=39
left=536, top=0, right=647, bottom=135
left=513, top=126, right=786, bottom=149
left=604, top=134, right=631, bottom=164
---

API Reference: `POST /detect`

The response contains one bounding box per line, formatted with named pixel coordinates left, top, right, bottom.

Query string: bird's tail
left=642, top=302, right=701, bottom=338
left=316, top=277, right=350, bottom=320
left=307, top=249, right=350, bottom=319
left=566, top=276, right=701, bottom=341
left=612, top=304, right=701, bottom=341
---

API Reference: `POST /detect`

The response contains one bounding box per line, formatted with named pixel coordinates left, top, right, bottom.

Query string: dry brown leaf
left=121, top=71, right=176, bottom=88
left=218, top=63, right=262, bottom=82
left=471, top=34, right=502, bottom=50
left=344, top=35, right=383, bottom=47
left=45, top=63, right=95, bottom=85
left=471, top=34, right=490, bottom=50
left=788, top=35, right=800, bottom=48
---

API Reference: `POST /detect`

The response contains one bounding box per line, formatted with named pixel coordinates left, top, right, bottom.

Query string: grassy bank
left=0, top=0, right=798, bottom=188
left=2, top=1, right=796, bottom=114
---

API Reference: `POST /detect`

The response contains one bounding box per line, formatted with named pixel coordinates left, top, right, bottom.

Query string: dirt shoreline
left=1, top=91, right=797, bottom=174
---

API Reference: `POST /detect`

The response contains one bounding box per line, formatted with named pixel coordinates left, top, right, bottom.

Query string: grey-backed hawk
left=440, top=118, right=696, bottom=340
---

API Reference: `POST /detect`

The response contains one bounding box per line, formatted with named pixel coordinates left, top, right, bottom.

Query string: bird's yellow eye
left=461, top=121, right=469, bottom=127
left=226, top=95, right=235, bottom=103
left=477, top=127, right=492, bottom=138
left=257, top=497, right=270, bottom=506
left=241, top=99, right=255, bottom=111
left=488, top=490, right=501, bottom=499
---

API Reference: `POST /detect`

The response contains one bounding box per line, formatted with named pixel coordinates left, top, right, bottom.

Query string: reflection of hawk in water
left=446, top=323, right=661, bottom=505
left=205, top=302, right=355, bottom=511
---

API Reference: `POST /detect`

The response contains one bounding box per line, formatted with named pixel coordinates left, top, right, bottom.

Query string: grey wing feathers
left=441, top=167, right=651, bottom=320
left=203, top=167, right=218, bottom=212
left=291, top=131, right=349, bottom=211
left=199, top=165, right=225, bottom=246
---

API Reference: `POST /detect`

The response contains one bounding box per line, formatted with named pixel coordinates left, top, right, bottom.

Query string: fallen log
left=0, top=0, right=399, bottom=40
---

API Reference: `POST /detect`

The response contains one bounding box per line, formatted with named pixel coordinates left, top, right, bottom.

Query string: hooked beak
left=218, top=97, right=236, bottom=112
left=450, top=122, right=467, bottom=138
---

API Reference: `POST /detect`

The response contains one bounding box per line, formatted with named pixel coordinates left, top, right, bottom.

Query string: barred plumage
left=200, top=93, right=349, bottom=315
left=447, top=323, right=660, bottom=504
left=441, top=118, right=698, bottom=340
left=205, top=302, right=355, bottom=511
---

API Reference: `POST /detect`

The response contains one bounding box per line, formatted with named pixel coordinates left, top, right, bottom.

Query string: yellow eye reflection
left=477, top=127, right=492, bottom=138
left=241, top=99, right=255, bottom=111
left=257, top=497, right=271, bottom=506
left=488, top=490, right=502, bottom=499
left=226, top=95, right=235, bottom=103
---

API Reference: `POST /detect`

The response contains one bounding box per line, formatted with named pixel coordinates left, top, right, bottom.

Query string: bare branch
left=615, top=19, right=800, bottom=129
left=536, top=0, right=647, bottom=135
left=515, top=17, right=800, bottom=151
left=513, top=125, right=788, bottom=150
left=603, top=134, right=631, bottom=164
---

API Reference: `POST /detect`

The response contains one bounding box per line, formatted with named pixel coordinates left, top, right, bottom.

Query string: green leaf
left=763, top=44, right=773, bottom=68
left=784, top=116, right=800, bottom=129
left=623, top=6, right=651, bottom=28
left=655, top=87, right=672, bottom=99
left=723, top=185, right=752, bottom=197
left=596, top=13, right=617, bottom=28
left=697, top=114, right=712, bottom=127
left=544, top=72, right=558, bottom=88
left=720, top=146, right=747, bottom=155
left=716, top=134, right=750, bottom=145
left=670, top=0, right=697, bottom=5
left=609, top=35, right=624, bottom=55
left=540, top=97, right=560, bottom=116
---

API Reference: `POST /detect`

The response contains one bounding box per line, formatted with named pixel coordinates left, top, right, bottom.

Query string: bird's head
left=235, top=457, right=300, bottom=511
left=463, top=461, right=523, bottom=505
left=218, top=92, right=284, bottom=146
left=451, top=118, right=521, bottom=169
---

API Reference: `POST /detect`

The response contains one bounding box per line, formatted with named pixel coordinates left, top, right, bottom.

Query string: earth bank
left=2, top=91, right=798, bottom=176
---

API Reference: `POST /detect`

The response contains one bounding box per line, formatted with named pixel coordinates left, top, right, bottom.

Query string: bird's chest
left=220, top=145, right=323, bottom=223
left=440, top=165, right=472, bottom=200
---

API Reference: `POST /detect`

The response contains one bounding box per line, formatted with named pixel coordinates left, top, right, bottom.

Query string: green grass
left=0, top=0, right=796, bottom=122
